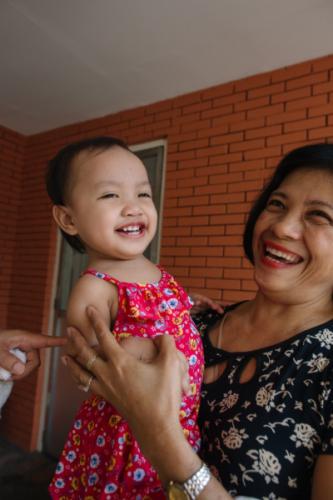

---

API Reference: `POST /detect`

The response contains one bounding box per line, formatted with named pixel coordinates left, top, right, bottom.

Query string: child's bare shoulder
left=71, top=273, right=116, bottom=303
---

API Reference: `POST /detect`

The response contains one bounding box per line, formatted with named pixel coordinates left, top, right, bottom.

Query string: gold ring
left=86, top=354, right=97, bottom=371
left=81, top=375, right=94, bottom=393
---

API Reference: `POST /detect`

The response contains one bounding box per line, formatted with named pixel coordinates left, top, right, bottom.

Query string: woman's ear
left=52, top=205, right=78, bottom=235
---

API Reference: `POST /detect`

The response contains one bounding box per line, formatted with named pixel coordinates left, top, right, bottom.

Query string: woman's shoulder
left=192, top=302, right=243, bottom=335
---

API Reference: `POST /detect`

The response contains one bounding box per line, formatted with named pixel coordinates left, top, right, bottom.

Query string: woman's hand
left=64, top=305, right=188, bottom=462
left=0, top=329, right=67, bottom=380
left=65, top=306, right=231, bottom=498
left=191, top=293, right=224, bottom=315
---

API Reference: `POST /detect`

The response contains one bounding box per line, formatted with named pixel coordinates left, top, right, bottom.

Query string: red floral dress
left=49, top=268, right=204, bottom=500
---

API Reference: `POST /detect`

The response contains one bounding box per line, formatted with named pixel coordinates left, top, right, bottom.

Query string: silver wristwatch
left=167, top=462, right=211, bottom=499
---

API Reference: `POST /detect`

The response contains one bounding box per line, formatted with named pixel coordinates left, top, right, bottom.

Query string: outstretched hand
left=64, top=305, right=188, bottom=462
left=190, top=292, right=224, bottom=315
left=0, top=329, right=67, bottom=380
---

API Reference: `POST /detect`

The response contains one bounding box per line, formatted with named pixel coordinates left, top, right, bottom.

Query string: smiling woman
left=66, top=143, right=333, bottom=500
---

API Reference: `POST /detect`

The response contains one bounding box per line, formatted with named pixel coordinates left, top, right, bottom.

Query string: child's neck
left=86, top=254, right=161, bottom=284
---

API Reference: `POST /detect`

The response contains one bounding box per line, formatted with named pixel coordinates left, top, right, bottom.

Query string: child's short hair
left=46, top=136, right=129, bottom=253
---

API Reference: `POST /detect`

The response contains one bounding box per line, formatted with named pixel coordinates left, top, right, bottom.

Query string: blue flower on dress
left=88, top=473, right=99, bottom=486
left=90, top=453, right=100, bottom=468
left=118, top=436, right=125, bottom=444
left=164, top=288, right=173, bottom=296
left=133, top=468, right=145, bottom=481
left=190, top=323, right=198, bottom=333
left=159, top=301, right=169, bottom=312
left=66, top=450, right=76, bottom=463
left=98, top=400, right=106, bottom=411
left=189, top=354, right=197, bottom=366
left=168, top=298, right=178, bottom=309
left=55, top=462, right=64, bottom=474
left=55, top=478, right=65, bottom=488
left=74, top=419, right=82, bottom=429
left=96, top=435, right=105, bottom=447
left=155, top=319, right=165, bottom=330
left=104, top=483, right=118, bottom=493
left=96, top=272, right=105, bottom=279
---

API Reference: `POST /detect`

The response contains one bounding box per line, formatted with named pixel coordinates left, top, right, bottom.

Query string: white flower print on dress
left=306, top=353, right=330, bottom=373
left=290, top=423, right=319, bottom=450
left=247, top=448, right=281, bottom=484
left=218, top=390, right=239, bottom=413
left=288, top=477, right=297, bottom=488
left=263, top=494, right=286, bottom=500
left=255, top=384, right=276, bottom=412
left=316, top=328, right=333, bottom=349
left=222, top=427, right=249, bottom=449
left=284, top=450, right=295, bottom=463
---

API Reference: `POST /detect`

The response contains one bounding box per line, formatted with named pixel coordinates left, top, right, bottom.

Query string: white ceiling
left=1, top=0, right=332, bottom=135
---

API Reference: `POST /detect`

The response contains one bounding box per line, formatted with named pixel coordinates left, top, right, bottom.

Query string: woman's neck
left=252, top=292, right=331, bottom=337
left=223, top=292, right=333, bottom=352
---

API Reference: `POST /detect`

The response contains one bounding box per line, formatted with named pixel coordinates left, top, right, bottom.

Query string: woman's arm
left=65, top=306, right=232, bottom=499
left=0, top=329, right=66, bottom=379
left=312, top=455, right=333, bottom=499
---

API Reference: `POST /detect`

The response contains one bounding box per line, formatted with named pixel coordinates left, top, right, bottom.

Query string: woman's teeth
left=265, top=245, right=301, bottom=264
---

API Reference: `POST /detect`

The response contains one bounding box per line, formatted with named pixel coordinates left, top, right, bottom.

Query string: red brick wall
left=1, top=53, right=333, bottom=449
left=0, top=126, right=25, bottom=327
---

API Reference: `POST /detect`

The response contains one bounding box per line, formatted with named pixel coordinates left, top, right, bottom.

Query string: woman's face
left=252, top=168, right=333, bottom=304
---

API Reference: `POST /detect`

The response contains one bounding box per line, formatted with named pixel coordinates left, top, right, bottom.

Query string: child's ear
left=52, top=205, right=78, bottom=236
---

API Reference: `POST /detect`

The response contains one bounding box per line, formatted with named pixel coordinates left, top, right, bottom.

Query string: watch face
left=167, top=482, right=189, bottom=500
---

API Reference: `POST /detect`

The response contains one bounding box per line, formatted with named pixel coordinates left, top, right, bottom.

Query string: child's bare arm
left=66, top=275, right=114, bottom=348
left=67, top=275, right=157, bottom=362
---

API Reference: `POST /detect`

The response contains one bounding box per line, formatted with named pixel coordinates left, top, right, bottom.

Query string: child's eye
left=138, top=192, right=152, bottom=198
left=307, top=210, right=333, bottom=225
left=100, top=193, right=118, bottom=199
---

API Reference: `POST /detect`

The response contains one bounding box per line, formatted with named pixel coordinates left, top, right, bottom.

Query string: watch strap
left=181, top=462, right=211, bottom=499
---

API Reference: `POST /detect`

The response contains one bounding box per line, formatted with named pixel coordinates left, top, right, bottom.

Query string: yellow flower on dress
left=190, top=339, right=198, bottom=350
left=109, top=414, right=122, bottom=427
left=71, top=477, right=79, bottom=490
left=107, top=457, right=116, bottom=471
left=73, top=434, right=81, bottom=446
left=88, top=421, right=95, bottom=432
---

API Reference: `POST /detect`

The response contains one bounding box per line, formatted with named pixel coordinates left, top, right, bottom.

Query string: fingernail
left=61, top=356, right=68, bottom=366
left=12, top=362, right=25, bottom=375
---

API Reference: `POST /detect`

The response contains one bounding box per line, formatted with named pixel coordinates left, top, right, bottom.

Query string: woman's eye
left=308, top=210, right=333, bottom=224
left=266, top=198, right=284, bottom=210
left=138, top=192, right=152, bottom=198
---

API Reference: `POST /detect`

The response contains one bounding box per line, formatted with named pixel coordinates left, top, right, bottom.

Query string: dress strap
left=82, top=268, right=119, bottom=285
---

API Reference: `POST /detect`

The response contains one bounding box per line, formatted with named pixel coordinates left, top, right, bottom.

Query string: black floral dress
left=196, top=305, right=333, bottom=500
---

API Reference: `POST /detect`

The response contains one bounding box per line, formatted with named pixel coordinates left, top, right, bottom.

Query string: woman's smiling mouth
left=262, top=241, right=303, bottom=266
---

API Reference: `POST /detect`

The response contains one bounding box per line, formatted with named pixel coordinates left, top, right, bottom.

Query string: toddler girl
left=47, top=137, right=204, bottom=499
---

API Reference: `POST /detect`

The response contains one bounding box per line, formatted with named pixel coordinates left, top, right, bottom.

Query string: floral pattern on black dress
left=195, top=305, right=333, bottom=500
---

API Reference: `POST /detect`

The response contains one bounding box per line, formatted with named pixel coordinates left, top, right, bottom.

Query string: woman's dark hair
left=243, top=143, right=333, bottom=263
left=46, top=136, right=129, bottom=253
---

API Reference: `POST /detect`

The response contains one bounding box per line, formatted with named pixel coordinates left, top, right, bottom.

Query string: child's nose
left=121, top=201, right=143, bottom=216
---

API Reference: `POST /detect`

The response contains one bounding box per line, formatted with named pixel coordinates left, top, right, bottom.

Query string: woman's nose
left=271, top=213, right=303, bottom=240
